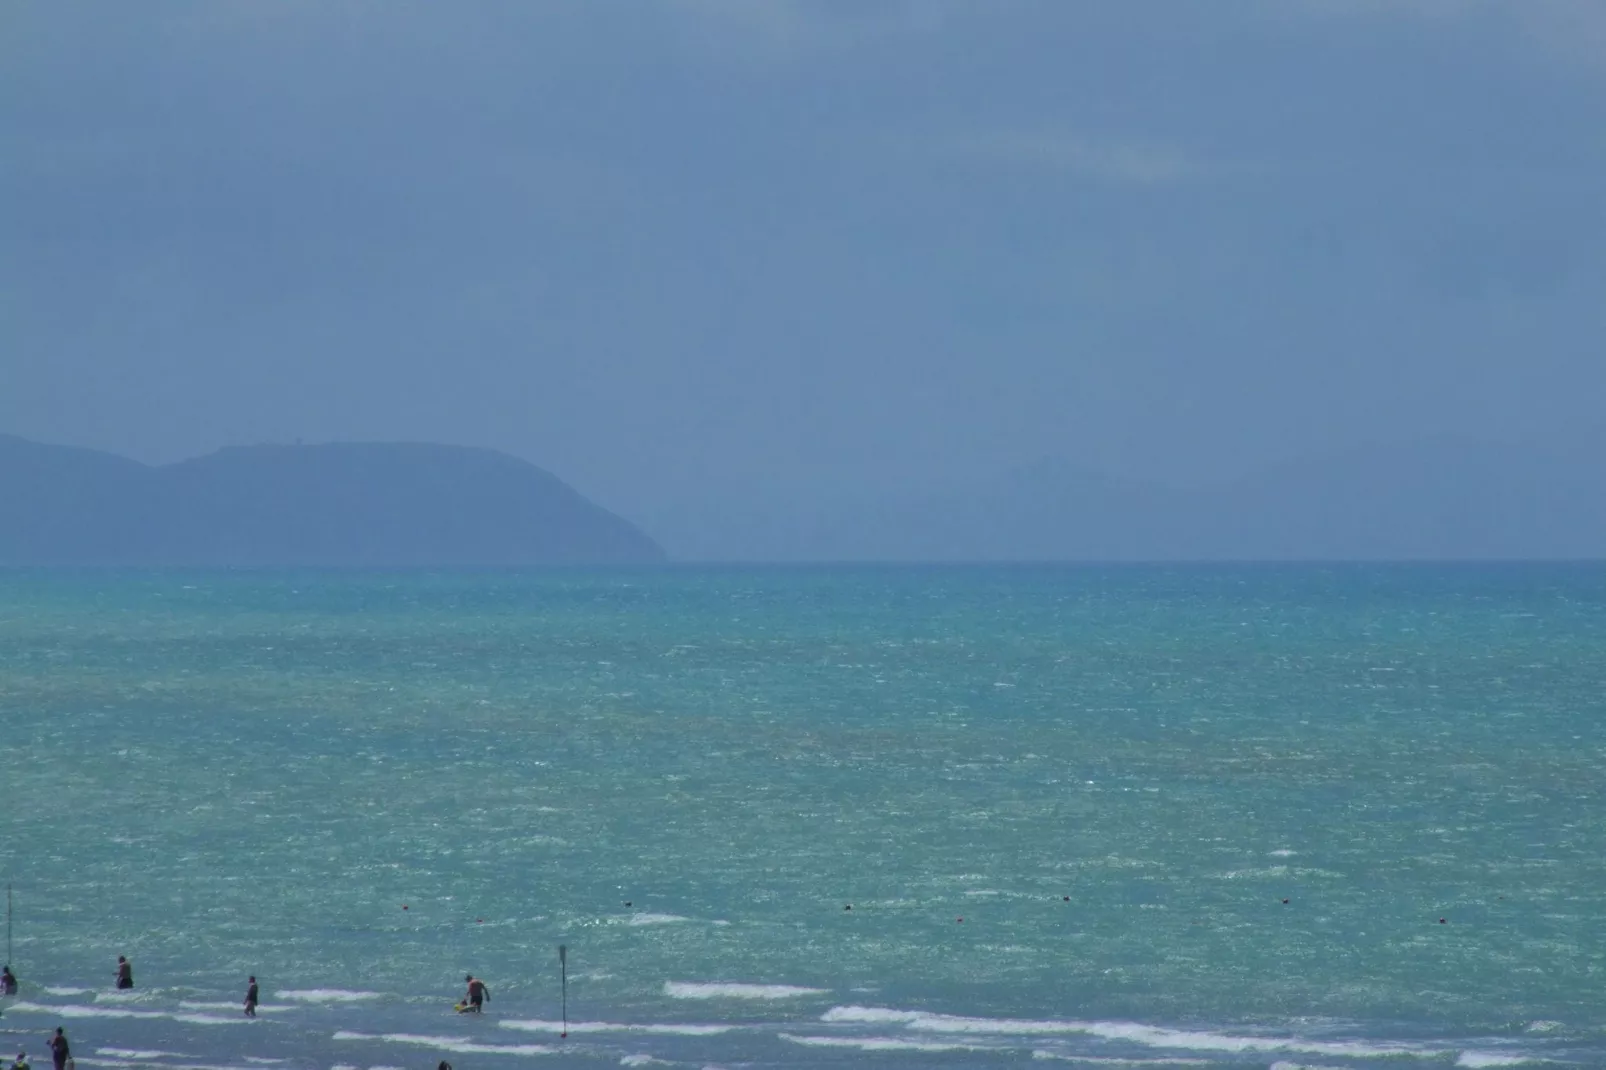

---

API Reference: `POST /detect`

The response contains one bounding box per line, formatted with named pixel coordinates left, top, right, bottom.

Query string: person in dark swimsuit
left=1, top=966, right=16, bottom=995
left=47, top=1030, right=68, bottom=1070
left=463, top=974, right=488, bottom=1012
left=244, top=976, right=258, bottom=1017
left=115, top=957, right=132, bottom=990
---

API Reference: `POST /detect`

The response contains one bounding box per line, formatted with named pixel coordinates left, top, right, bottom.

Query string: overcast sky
left=5, top=1, right=1604, bottom=532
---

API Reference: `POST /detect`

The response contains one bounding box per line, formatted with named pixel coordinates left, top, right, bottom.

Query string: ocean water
left=1, top=564, right=1604, bottom=1070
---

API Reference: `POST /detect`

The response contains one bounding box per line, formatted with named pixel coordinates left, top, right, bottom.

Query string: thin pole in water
left=6, top=883, right=11, bottom=968
left=558, top=944, right=568, bottom=1038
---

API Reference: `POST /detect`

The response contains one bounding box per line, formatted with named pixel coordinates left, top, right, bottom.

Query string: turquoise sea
left=2, top=565, right=1604, bottom=1069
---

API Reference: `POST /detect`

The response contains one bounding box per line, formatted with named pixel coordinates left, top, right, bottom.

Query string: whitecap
left=5, top=1002, right=244, bottom=1026
left=94, top=990, right=155, bottom=1003
left=179, top=1001, right=292, bottom=1014
left=503, top=1018, right=730, bottom=1036
left=1032, top=1056, right=1211, bottom=1066
left=628, top=913, right=690, bottom=926
left=779, top=1033, right=986, bottom=1053
left=95, top=1052, right=189, bottom=1061
left=665, top=982, right=827, bottom=1000
left=1455, top=1055, right=1545, bottom=1068
left=277, top=989, right=384, bottom=1002
left=79, top=1061, right=263, bottom=1070
left=819, top=1006, right=1448, bottom=1058
left=332, top=1031, right=556, bottom=1056
left=44, top=986, right=96, bottom=996
left=620, top=1057, right=674, bottom=1067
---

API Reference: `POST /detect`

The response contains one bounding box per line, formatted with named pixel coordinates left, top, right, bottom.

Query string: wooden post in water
left=558, top=944, right=568, bottom=1038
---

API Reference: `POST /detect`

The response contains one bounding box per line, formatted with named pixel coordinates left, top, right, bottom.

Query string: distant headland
left=0, top=435, right=666, bottom=565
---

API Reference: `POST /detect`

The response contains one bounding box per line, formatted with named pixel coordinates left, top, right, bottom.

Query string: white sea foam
left=819, top=1006, right=1448, bottom=1059
left=1524, top=1021, right=1562, bottom=1033
left=1455, top=1055, right=1544, bottom=1068
left=277, top=989, right=384, bottom=1002
left=96, top=1051, right=189, bottom=1061
left=665, top=982, right=827, bottom=1000
left=821, top=1007, right=921, bottom=1024
left=6, top=1001, right=244, bottom=1026
left=333, top=1031, right=556, bottom=1056
left=180, top=1000, right=293, bottom=1014
left=619, top=1057, right=674, bottom=1067
left=629, top=913, right=690, bottom=926
left=1033, top=1056, right=1211, bottom=1066
left=503, top=1018, right=731, bottom=1035
left=44, top=986, right=96, bottom=996
left=77, top=1062, right=262, bottom=1070
left=780, top=1033, right=986, bottom=1053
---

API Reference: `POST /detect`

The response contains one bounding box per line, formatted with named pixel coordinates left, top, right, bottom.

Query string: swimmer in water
left=463, top=974, right=489, bottom=1012
left=244, top=976, right=258, bottom=1017
left=114, top=956, right=133, bottom=990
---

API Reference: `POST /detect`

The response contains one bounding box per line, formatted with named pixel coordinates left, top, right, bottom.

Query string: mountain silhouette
left=0, top=436, right=665, bottom=565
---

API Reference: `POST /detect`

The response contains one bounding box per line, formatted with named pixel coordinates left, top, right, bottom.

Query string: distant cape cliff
left=0, top=436, right=666, bottom=565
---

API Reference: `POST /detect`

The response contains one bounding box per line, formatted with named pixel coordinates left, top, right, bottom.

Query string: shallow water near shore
left=2, top=564, right=1604, bottom=1068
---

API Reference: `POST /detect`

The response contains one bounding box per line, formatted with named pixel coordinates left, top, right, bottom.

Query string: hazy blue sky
left=5, top=1, right=1604, bottom=532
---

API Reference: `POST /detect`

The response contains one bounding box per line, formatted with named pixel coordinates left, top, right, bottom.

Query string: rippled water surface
left=2, top=565, right=1603, bottom=1068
